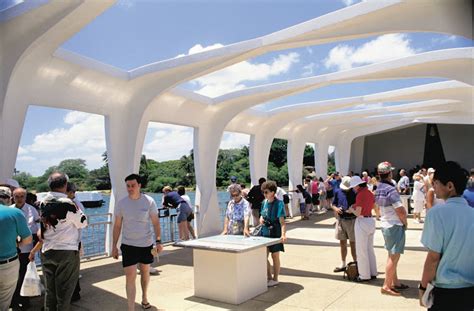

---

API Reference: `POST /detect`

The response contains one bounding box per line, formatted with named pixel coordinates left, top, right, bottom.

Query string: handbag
left=20, top=262, right=42, bottom=297
left=343, top=261, right=359, bottom=281
left=262, top=199, right=281, bottom=238
left=251, top=224, right=264, bottom=236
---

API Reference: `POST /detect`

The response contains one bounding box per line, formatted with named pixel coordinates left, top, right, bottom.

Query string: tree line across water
left=14, top=139, right=336, bottom=193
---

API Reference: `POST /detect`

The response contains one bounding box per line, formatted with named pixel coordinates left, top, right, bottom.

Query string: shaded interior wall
left=360, top=124, right=474, bottom=173
left=361, top=124, right=426, bottom=174
left=349, top=136, right=365, bottom=174
left=438, top=124, right=474, bottom=169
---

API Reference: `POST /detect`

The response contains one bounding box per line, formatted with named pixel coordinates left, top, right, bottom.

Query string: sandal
left=141, top=302, right=151, bottom=309
left=392, top=283, right=409, bottom=290
left=381, top=288, right=401, bottom=296
left=333, top=266, right=346, bottom=273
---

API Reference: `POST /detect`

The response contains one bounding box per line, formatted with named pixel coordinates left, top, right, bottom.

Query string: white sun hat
left=350, top=176, right=365, bottom=188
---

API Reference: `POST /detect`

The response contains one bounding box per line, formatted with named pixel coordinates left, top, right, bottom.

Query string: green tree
left=269, top=139, right=287, bottom=168
left=57, top=159, right=89, bottom=179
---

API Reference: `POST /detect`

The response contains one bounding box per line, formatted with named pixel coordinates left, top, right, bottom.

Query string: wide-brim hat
left=350, top=176, right=365, bottom=188
left=0, top=178, right=19, bottom=188
left=340, top=176, right=352, bottom=190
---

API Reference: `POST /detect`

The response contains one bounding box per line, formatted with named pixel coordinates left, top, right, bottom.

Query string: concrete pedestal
left=176, top=235, right=281, bottom=305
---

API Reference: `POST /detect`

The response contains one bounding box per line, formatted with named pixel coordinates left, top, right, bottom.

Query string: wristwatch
left=418, top=283, right=426, bottom=291
left=155, top=239, right=162, bottom=244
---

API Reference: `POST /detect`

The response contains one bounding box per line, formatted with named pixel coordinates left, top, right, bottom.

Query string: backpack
left=343, top=261, right=359, bottom=281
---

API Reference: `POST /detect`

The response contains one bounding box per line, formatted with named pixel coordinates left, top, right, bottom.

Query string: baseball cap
left=349, top=176, right=365, bottom=188
left=230, top=176, right=237, bottom=182
left=340, top=176, right=352, bottom=190
left=377, top=161, right=395, bottom=174
left=0, top=186, right=12, bottom=198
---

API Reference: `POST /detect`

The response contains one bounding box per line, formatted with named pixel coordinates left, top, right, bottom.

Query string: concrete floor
left=31, top=212, right=427, bottom=310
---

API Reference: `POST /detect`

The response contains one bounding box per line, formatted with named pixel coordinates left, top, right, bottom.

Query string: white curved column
left=287, top=135, right=306, bottom=217
left=104, top=110, right=148, bottom=254
left=334, top=137, right=353, bottom=176
left=105, top=110, right=148, bottom=207
left=0, top=97, right=28, bottom=181
left=193, top=124, right=222, bottom=237
left=249, top=132, right=273, bottom=186
left=315, top=141, right=329, bottom=178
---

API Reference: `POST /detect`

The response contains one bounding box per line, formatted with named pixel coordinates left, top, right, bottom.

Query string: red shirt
left=355, top=187, right=375, bottom=216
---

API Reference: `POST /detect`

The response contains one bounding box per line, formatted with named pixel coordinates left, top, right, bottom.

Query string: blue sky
left=11, top=0, right=473, bottom=176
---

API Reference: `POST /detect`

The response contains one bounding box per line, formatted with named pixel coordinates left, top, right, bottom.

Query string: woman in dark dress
left=260, top=181, right=287, bottom=287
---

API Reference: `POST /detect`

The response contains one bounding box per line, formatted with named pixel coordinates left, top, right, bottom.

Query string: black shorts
left=187, top=212, right=195, bottom=222
left=282, top=194, right=290, bottom=204
left=311, top=194, right=320, bottom=205
left=327, top=189, right=334, bottom=199
left=120, top=244, right=154, bottom=268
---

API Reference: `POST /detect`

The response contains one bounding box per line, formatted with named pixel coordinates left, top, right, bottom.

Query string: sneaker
left=267, top=280, right=279, bottom=287
left=150, top=268, right=160, bottom=275
left=414, top=219, right=420, bottom=224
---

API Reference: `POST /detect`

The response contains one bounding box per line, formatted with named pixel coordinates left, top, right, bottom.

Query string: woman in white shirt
left=411, top=173, right=425, bottom=223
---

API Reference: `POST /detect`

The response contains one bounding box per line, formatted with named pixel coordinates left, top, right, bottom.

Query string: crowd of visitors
left=0, top=159, right=472, bottom=310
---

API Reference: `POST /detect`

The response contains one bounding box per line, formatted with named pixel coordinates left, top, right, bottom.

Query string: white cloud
left=17, top=112, right=106, bottom=176
left=17, top=114, right=252, bottom=175
left=174, top=43, right=224, bottom=58
left=190, top=52, right=300, bottom=97
left=219, top=132, right=250, bottom=149
left=143, top=124, right=194, bottom=161
left=431, top=35, right=457, bottom=45
left=301, top=62, right=317, bottom=77
left=341, top=0, right=356, bottom=6
left=324, top=34, right=418, bottom=71
left=143, top=125, right=250, bottom=161
left=116, top=0, right=135, bottom=9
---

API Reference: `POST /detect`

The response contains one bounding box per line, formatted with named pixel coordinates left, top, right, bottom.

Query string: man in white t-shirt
left=112, top=174, right=163, bottom=311
left=29, top=172, right=88, bottom=311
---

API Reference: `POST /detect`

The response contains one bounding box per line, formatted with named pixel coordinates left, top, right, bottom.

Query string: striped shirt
left=375, top=181, right=403, bottom=228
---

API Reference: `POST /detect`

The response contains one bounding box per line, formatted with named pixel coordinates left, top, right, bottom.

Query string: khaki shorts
left=335, top=218, right=356, bottom=242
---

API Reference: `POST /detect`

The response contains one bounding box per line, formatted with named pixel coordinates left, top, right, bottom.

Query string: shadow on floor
left=280, top=266, right=418, bottom=300
left=286, top=237, right=426, bottom=252
left=184, top=281, right=304, bottom=310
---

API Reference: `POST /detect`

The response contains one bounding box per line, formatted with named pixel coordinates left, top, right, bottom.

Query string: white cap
left=0, top=178, right=19, bottom=188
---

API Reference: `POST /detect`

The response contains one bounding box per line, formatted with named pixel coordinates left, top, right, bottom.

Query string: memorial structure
left=0, top=1, right=472, bottom=243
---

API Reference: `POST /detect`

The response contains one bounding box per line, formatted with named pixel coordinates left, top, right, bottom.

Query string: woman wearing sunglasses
left=221, top=184, right=251, bottom=236
left=260, top=181, right=287, bottom=287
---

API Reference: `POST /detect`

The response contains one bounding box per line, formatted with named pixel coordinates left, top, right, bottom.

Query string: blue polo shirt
left=329, top=179, right=341, bottom=190
left=0, top=204, right=31, bottom=260
left=421, top=197, right=474, bottom=288
left=463, top=188, right=474, bottom=208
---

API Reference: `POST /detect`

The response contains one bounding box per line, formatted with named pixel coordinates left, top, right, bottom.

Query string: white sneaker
left=267, top=280, right=279, bottom=287
left=150, top=268, right=160, bottom=275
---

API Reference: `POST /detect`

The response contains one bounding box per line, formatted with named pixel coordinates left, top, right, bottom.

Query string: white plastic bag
left=20, top=262, right=42, bottom=297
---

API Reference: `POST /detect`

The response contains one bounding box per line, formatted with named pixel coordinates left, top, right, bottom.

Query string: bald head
left=13, top=187, right=27, bottom=207
left=47, top=172, right=68, bottom=193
